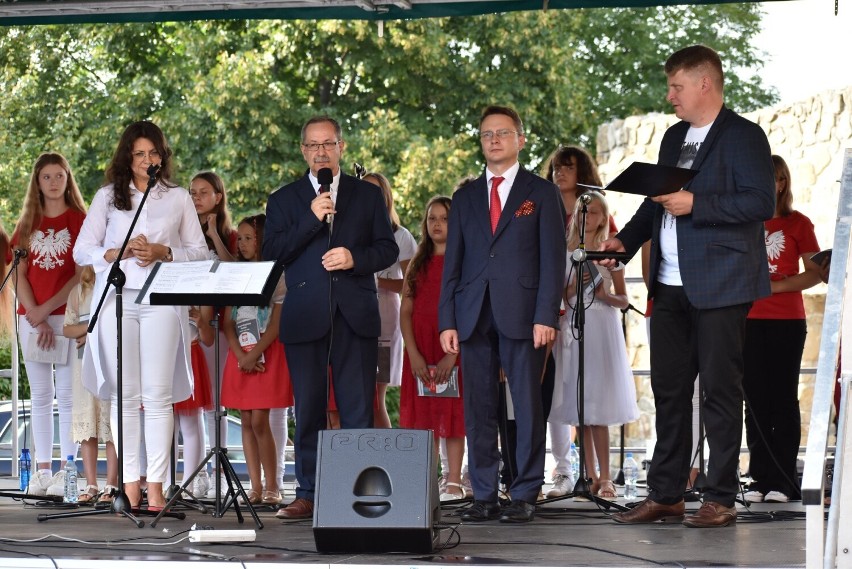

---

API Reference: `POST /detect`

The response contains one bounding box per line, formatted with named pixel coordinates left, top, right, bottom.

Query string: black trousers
left=743, top=318, right=806, bottom=498
left=285, top=310, right=377, bottom=501
left=500, top=352, right=555, bottom=487
left=461, top=293, right=547, bottom=504
left=648, top=284, right=750, bottom=507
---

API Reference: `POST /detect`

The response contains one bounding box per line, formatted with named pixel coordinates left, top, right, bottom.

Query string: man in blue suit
left=439, top=105, right=566, bottom=523
left=603, top=45, right=775, bottom=528
left=263, top=116, right=399, bottom=519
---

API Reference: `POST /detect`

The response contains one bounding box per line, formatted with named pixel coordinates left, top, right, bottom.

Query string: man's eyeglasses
left=479, top=129, right=519, bottom=141
left=132, top=150, right=161, bottom=160
left=302, top=141, right=340, bottom=152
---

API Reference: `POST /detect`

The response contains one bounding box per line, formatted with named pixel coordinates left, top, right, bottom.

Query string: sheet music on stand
left=136, top=260, right=283, bottom=307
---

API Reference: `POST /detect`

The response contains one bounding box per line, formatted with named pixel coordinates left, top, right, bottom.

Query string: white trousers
left=98, top=295, right=179, bottom=483
left=176, top=410, right=205, bottom=484
left=549, top=421, right=572, bottom=476
left=19, top=315, right=77, bottom=465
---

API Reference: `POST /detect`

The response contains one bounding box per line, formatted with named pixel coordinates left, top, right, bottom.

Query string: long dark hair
left=192, top=171, right=235, bottom=253
left=405, top=196, right=452, bottom=298
left=105, top=120, right=175, bottom=211
left=237, top=214, right=266, bottom=262
left=541, top=145, right=602, bottom=197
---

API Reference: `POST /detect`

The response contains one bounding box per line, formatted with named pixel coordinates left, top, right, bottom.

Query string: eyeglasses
left=479, top=129, right=519, bottom=141
left=301, top=141, right=340, bottom=152
left=132, top=150, right=161, bottom=160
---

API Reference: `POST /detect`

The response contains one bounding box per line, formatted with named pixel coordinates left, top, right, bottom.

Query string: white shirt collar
left=308, top=170, right=341, bottom=202
left=486, top=161, right=520, bottom=188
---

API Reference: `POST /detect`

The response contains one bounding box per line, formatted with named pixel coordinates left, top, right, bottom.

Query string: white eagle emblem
left=31, top=228, right=71, bottom=270
left=765, top=229, right=785, bottom=274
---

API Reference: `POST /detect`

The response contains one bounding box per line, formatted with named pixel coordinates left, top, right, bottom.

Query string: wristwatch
left=165, top=247, right=173, bottom=262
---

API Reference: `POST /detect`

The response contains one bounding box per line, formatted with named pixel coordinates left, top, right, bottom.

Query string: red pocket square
left=515, top=200, right=536, bottom=217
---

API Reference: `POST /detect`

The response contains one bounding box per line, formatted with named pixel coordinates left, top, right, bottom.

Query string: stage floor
left=0, top=481, right=809, bottom=568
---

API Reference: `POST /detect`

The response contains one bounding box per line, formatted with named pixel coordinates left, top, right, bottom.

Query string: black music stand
left=140, top=258, right=284, bottom=529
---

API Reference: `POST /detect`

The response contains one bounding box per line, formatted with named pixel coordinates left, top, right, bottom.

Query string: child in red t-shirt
left=743, top=155, right=822, bottom=504
left=9, top=153, right=87, bottom=496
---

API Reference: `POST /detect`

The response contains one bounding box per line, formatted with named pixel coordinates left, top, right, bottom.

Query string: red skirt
left=221, top=341, right=294, bottom=410
left=175, top=341, right=213, bottom=414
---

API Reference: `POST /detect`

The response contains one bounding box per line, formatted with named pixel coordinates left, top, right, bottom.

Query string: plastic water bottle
left=63, top=455, right=78, bottom=503
left=623, top=452, right=639, bottom=500
left=567, top=442, right=581, bottom=487
left=19, top=448, right=31, bottom=492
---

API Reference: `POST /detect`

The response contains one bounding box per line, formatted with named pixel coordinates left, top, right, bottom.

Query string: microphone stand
left=558, top=199, right=628, bottom=512
left=38, top=165, right=182, bottom=526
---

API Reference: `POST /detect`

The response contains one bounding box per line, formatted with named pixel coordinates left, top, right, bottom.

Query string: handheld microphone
left=317, top=167, right=334, bottom=224
left=147, top=163, right=161, bottom=178
left=14, top=248, right=28, bottom=259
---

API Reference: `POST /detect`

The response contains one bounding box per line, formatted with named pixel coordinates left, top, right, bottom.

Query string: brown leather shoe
left=611, top=497, right=685, bottom=524
left=276, top=497, right=314, bottom=520
left=682, top=500, right=737, bottom=528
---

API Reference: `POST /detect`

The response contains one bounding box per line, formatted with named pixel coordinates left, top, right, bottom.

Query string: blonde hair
left=567, top=191, right=610, bottom=251
left=16, top=153, right=86, bottom=250
left=79, top=265, right=96, bottom=294
left=363, top=172, right=401, bottom=231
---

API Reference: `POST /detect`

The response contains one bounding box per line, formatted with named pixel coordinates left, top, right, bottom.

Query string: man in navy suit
left=439, top=105, right=566, bottom=523
left=602, top=45, right=775, bottom=527
left=263, top=116, right=398, bottom=519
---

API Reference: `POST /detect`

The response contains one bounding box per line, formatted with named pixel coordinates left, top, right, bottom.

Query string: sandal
left=262, top=490, right=281, bottom=506
left=596, top=480, right=618, bottom=499
left=440, top=482, right=467, bottom=502
left=95, top=485, right=118, bottom=509
left=78, top=484, right=100, bottom=504
left=240, top=490, right=261, bottom=505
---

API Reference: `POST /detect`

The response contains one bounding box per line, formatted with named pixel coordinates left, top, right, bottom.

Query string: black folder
left=579, top=161, right=698, bottom=197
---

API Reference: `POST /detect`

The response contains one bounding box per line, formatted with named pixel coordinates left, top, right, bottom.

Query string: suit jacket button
left=489, top=252, right=495, bottom=258
left=332, top=276, right=339, bottom=282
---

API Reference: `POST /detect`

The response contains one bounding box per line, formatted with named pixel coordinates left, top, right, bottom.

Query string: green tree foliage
left=0, top=5, right=775, bottom=239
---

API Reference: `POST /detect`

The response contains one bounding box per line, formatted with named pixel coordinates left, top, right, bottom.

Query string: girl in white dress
left=362, top=172, right=417, bottom=428
left=550, top=191, right=639, bottom=499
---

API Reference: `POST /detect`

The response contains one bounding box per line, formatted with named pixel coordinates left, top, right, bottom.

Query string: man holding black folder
left=600, top=45, right=775, bottom=527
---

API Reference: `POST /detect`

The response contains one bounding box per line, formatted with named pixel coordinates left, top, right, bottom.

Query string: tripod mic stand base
left=163, top=484, right=209, bottom=514
left=36, top=489, right=146, bottom=528
left=551, top=478, right=630, bottom=512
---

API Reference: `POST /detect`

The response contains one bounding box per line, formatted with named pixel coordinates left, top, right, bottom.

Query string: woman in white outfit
left=73, top=121, right=209, bottom=509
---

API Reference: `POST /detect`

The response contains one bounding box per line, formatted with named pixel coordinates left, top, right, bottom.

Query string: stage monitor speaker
left=313, top=428, right=439, bottom=553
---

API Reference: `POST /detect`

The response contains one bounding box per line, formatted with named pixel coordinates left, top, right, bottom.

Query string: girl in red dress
left=220, top=214, right=293, bottom=505
left=399, top=196, right=466, bottom=501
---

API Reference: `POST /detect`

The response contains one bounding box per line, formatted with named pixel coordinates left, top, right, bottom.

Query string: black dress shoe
left=499, top=499, right=535, bottom=523
left=460, top=500, right=501, bottom=522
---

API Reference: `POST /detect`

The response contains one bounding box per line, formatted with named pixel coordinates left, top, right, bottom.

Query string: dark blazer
left=616, top=106, right=775, bottom=310
left=438, top=168, right=566, bottom=340
left=263, top=173, right=399, bottom=343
